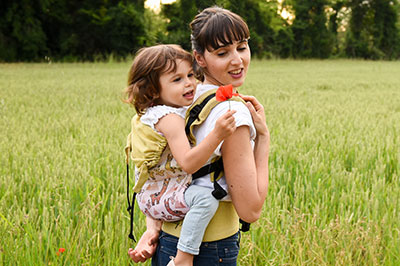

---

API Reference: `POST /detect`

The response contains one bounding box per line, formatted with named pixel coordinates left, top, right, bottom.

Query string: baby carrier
left=125, top=88, right=250, bottom=241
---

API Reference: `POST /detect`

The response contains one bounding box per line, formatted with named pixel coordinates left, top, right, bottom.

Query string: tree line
left=1, top=0, right=399, bottom=62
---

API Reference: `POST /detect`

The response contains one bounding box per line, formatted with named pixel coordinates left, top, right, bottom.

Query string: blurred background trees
left=0, top=0, right=399, bottom=61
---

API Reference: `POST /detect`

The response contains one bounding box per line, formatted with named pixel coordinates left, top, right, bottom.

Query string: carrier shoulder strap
left=185, top=89, right=244, bottom=145
left=185, top=90, right=218, bottom=146
left=185, top=89, right=226, bottom=199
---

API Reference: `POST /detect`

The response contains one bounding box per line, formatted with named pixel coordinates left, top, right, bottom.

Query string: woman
left=129, top=6, right=270, bottom=266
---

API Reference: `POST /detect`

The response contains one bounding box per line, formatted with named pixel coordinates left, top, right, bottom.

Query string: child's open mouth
left=183, top=90, right=194, bottom=99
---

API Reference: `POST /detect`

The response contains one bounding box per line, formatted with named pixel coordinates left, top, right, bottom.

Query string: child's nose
left=185, top=78, right=193, bottom=87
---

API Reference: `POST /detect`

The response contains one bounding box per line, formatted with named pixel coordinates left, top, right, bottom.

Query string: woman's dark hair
left=124, top=44, right=193, bottom=115
left=190, top=7, right=250, bottom=81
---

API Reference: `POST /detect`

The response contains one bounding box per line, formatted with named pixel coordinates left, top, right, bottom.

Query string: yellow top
left=162, top=201, right=239, bottom=241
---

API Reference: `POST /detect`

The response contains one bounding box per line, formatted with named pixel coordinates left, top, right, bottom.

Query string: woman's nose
left=230, top=50, right=242, bottom=65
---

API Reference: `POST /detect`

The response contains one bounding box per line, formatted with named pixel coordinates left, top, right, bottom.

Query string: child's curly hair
left=124, top=44, right=193, bottom=115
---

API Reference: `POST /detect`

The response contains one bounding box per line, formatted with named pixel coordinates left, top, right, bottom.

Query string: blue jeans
left=151, top=231, right=240, bottom=266
left=179, top=184, right=219, bottom=255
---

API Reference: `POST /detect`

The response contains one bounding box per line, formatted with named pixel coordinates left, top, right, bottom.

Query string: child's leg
left=173, top=185, right=219, bottom=265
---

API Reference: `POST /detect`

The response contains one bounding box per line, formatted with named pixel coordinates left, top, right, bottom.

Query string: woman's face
left=196, top=39, right=250, bottom=88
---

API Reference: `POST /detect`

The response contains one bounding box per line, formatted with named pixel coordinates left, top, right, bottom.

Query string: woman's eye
left=238, top=46, right=247, bottom=51
left=188, top=73, right=194, bottom=78
left=217, top=51, right=226, bottom=56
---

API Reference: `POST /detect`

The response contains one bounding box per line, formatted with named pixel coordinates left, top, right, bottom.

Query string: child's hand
left=215, top=110, right=237, bottom=140
left=240, top=94, right=269, bottom=138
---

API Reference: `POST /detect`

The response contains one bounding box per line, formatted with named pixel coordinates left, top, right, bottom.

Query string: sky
left=145, top=0, right=176, bottom=11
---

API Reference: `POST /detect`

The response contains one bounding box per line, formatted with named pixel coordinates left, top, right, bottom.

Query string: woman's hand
left=128, top=217, right=161, bottom=262
left=128, top=229, right=159, bottom=262
left=240, top=94, right=269, bottom=137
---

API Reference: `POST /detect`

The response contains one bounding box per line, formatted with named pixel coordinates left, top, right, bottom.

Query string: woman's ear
left=194, top=50, right=207, bottom=68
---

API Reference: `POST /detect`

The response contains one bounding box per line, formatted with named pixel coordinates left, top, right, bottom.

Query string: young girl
left=125, top=44, right=237, bottom=266
left=130, top=7, right=270, bottom=266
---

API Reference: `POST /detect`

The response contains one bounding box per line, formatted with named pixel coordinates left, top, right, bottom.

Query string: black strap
left=239, top=219, right=251, bottom=232
left=212, top=179, right=228, bottom=200
left=192, top=157, right=227, bottom=200
left=185, top=93, right=216, bottom=136
left=126, top=163, right=136, bottom=242
left=192, top=157, right=223, bottom=180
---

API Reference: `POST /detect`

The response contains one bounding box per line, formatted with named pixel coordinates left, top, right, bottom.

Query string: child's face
left=158, top=59, right=197, bottom=108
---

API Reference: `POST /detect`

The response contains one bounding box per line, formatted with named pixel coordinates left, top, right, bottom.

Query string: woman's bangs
left=205, top=15, right=249, bottom=51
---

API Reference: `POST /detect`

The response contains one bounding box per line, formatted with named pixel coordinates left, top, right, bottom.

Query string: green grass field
left=1, top=60, right=399, bottom=265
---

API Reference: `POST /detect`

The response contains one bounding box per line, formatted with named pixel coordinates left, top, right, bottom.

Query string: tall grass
left=0, top=60, right=399, bottom=265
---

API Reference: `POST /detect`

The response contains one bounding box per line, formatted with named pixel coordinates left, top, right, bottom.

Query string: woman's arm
left=222, top=96, right=270, bottom=223
left=156, top=110, right=236, bottom=174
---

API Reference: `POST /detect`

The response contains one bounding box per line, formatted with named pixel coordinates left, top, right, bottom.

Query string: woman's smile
left=229, top=68, right=243, bottom=79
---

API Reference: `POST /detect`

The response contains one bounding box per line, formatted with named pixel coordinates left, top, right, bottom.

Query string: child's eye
left=173, top=77, right=181, bottom=82
left=188, top=73, right=194, bottom=78
left=217, top=52, right=226, bottom=57
left=238, top=45, right=247, bottom=51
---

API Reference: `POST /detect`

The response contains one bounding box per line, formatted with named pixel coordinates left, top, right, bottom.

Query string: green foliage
left=346, top=0, right=377, bottom=58
left=142, top=8, right=168, bottom=47
left=371, top=0, right=400, bottom=59
left=159, top=0, right=196, bottom=51
left=0, top=0, right=148, bottom=62
left=346, top=0, right=400, bottom=59
left=328, top=0, right=346, bottom=55
left=291, top=0, right=333, bottom=58
left=275, top=27, right=294, bottom=58
left=1, top=0, right=400, bottom=61
left=104, top=3, right=147, bottom=57
left=0, top=0, right=49, bottom=61
left=61, top=1, right=146, bottom=60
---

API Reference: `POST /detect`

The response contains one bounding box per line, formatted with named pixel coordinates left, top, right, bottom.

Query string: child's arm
left=128, top=217, right=162, bottom=262
left=155, top=110, right=236, bottom=174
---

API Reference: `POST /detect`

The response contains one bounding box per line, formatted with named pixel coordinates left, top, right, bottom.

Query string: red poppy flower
left=216, top=84, right=238, bottom=102
left=56, top=248, right=65, bottom=256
